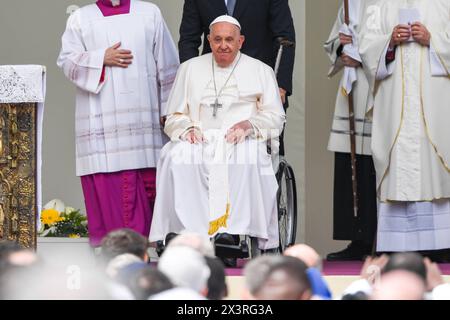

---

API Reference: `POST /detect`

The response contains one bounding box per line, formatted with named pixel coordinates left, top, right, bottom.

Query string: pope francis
left=149, top=15, right=286, bottom=250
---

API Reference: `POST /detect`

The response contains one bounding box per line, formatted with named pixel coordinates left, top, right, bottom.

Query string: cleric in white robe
left=359, top=0, right=450, bottom=253
left=323, top=0, right=378, bottom=261
left=149, top=16, right=286, bottom=250
left=57, top=0, right=179, bottom=246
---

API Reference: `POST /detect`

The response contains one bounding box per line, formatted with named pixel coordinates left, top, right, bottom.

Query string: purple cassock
left=96, top=0, right=131, bottom=16
left=81, top=169, right=156, bottom=246
left=80, top=0, right=156, bottom=247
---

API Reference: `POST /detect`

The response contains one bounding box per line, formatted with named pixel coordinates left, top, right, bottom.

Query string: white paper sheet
left=399, top=8, right=421, bottom=42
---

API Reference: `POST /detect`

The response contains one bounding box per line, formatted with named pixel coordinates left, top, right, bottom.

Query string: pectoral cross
left=210, top=98, right=222, bottom=118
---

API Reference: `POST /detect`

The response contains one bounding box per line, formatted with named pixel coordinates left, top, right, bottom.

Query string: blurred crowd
left=1, top=229, right=449, bottom=300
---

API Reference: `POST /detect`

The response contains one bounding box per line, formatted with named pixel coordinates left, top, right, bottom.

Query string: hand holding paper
left=399, top=8, right=421, bottom=42
left=389, top=24, right=411, bottom=49
left=411, top=22, right=431, bottom=47
left=399, top=8, right=421, bottom=43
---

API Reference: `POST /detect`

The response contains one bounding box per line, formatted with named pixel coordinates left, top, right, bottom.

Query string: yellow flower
left=40, top=209, right=62, bottom=226
left=68, top=234, right=80, bottom=239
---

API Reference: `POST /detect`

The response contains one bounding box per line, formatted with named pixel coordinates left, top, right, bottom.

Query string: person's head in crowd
left=0, top=241, right=39, bottom=277
left=105, top=253, right=144, bottom=279
left=0, top=241, right=40, bottom=299
left=372, top=270, right=426, bottom=300
left=341, top=291, right=369, bottom=300
left=157, top=246, right=210, bottom=297
left=2, top=264, right=112, bottom=300
left=284, top=244, right=322, bottom=269
left=242, top=255, right=274, bottom=298
left=115, top=261, right=150, bottom=288
left=0, top=240, right=22, bottom=260
left=100, top=229, right=149, bottom=265
left=7, top=250, right=38, bottom=267
left=257, top=256, right=312, bottom=300
left=0, top=241, right=37, bottom=272
left=283, top=244, right=331, bottom=299
left=127, top=267, right=174, bottom=300
left=166, top=231, right=215, bottom=257
left=204, top=256, right=228, bottom=300
left=243, top=255, right=312, bottom=300
left=382, top=252, right=426, bottom=283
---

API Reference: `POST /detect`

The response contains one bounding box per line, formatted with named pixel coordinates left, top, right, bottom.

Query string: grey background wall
left=305, top=0, right=343, bottom=256
left=0, top=0, right=347, bottom=256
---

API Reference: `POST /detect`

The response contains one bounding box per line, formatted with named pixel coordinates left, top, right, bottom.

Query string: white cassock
left=149, top=53, right=286, bottom=250
left=324, top=0, right=376, bottom=155
left=360, top=0, right=450, bottom=251
left=57, top=1, right=179, bottom=176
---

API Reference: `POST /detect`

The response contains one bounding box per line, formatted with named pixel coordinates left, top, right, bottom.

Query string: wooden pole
left=344, top=0, right=359, bottom=218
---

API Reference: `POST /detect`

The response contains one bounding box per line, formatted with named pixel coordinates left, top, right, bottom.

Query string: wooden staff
left=344, top=0, right=359, bottom=218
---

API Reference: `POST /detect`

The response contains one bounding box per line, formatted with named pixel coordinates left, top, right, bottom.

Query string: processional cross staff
left=344, top=0, right=359, bottom=219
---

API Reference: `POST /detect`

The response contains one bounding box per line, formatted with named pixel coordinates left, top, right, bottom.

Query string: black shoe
left=215, top=233, right=238, bottom=267
left=156, top=233, right=179, bottom=257
left=214, top=233, right=239, bottom=246
left=326, top=241, right=372, bottom=261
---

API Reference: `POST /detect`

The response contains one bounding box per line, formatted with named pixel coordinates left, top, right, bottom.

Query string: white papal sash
left=205, top=130, right=234, bottom=236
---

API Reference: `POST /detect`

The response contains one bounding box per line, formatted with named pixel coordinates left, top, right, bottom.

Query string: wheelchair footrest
left=215, top=241, right=249, bottom=259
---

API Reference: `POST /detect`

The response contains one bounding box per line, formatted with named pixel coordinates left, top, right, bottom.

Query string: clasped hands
left=389, top=22, right=430, bottom=49
left=182, top=120, right=254, bottom=145
left=338, top=33, right=361, bottom=68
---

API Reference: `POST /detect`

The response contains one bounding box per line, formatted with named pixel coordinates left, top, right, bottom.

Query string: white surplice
left=149, top=53, right=285, bottom=250
left=57, top=0, right=179, bottom=176
left=324, top=0, right=377, bottom=155
left=359, top=0, right=450, bottom=251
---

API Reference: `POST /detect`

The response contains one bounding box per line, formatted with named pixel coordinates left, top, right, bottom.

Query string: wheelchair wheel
left=276, top=159, right=297, bottom=253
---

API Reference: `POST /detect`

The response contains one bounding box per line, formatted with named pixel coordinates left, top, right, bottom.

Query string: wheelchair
left=203, top=154, right=298, bottom=261
left=275, top=157, right=298, bottom=252
left=155, top=153, right=298, bottom=260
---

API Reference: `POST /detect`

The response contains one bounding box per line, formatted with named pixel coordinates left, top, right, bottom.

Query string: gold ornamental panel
left=0, top=103, right=37, bottom=249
